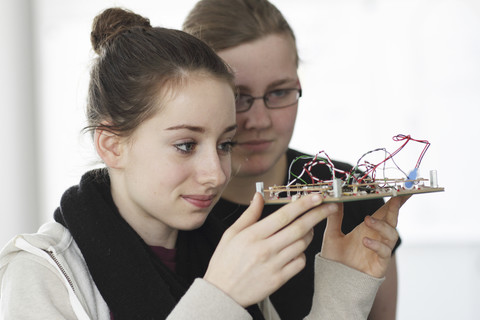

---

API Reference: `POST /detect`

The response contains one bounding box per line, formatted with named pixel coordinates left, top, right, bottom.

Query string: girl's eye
left=175, top=142, right=196, bottom=153
left=218, top=141, right=237, bottom=154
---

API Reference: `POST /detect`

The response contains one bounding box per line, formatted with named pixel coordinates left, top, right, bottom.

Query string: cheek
left=234, top=113, right=248, bottom=129
left=273, top=107, right=297, bottom=134
left=221, top=155, right=233, bottom=183
left=162, top=160, right=192, bottom=184
left=138, top=153, right=192, bottom=194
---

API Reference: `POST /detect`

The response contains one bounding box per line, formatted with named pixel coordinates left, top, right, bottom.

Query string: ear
left=94, top=128, right=125, bottom=169
left=297, top=78, right=302, bottom=91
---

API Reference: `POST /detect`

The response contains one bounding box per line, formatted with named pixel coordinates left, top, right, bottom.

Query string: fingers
left=270, top=233, right=313, bottom=289
left=204, top=194, right=337, bottom=307
left=383, top=198, right=400, bottom=228
left=266, top=201, right=338, bottom=251
left=363, top=215, right=399, bottom=257
left=372, top=194, right=410, bottom=228
left=271, top=229, right=314, bottom=268
left=249, top=194, right=324, bottom=237
left=383, top=195, right=409, bottom=227
left=324, top=202, right=344, bottom=238
left=276, top=253, right=307, bottom=286
left=398, top=194, right=412, bottom=207
left=362, top=237, right=393, bottom=259
left=225, top=192, right=264, bottom=240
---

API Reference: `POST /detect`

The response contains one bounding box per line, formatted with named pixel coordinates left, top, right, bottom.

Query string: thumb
left=227, top=192, right=264, bottom=236
left=324, top=202, right=344, bottom=238
left=383, top=195, right=410, bottom=227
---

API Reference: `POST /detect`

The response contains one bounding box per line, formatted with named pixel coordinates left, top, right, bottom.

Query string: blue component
left=405, top=168, right=418, bottom=189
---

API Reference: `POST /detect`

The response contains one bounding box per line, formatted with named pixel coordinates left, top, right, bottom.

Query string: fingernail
left=251, top=193, right=258, bottom=204
left=312, top=194, right=322, bottom=205
left=325, top=203, right=338, bottom=213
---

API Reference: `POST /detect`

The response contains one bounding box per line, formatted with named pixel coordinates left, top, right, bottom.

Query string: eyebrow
left=237, top=77, right=299, bottom=93
left=165, top=124, right=237, bottom=134
left=266, top=78, right=298, bottom=90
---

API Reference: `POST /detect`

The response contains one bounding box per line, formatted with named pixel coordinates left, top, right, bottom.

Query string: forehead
left=217, top=34, right=298, bottom=88
left=153, top=75, right=236, bottom=129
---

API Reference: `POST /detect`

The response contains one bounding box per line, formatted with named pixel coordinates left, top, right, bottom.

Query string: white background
left=1, top=0, right=479, bottom=318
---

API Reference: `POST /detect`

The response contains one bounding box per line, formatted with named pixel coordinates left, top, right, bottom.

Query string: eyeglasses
left=235, top=88, right=302, bottom=113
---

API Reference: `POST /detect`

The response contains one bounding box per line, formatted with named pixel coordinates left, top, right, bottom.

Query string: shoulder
left=0, top=251, right=81, bottom=318
left=0, top=222, right=109, bottom=319
left=0, top=222, right=79, bottom=290
left=0, top=223, right=79, bottom=318
left=1, top=222, right=69, bottom=264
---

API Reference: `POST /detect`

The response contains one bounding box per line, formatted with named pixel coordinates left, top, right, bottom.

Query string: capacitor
left=429, top=170, right=438, bottom=188
left=333, top=178, right=342, bottom=198
left=256, top=182, right=264, bottom=197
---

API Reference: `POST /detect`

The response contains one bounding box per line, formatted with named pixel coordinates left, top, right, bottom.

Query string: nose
left=196, top=148, right=229, bottom=188
left=242, top=99, right=273, bottom=130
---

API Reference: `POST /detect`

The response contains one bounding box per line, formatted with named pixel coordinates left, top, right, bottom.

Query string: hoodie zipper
left=44, top=249, right=76, bottom=293
left=14, top=237, right=91, bottom=319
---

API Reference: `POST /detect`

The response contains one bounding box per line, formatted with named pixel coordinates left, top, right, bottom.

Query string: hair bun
left=91, top=7, right=152, bottom=54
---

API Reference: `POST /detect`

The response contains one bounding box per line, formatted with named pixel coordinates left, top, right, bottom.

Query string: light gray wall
left=0, top=0, right=39, bottom=245
left=2, top=0, right=479, bottom=318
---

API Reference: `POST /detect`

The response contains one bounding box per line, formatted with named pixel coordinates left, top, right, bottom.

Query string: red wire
left=290, top=134, right=430, bottom=186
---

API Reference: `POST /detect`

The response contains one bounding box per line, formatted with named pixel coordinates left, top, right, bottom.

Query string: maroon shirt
left=149, top=245, right=177, bottom=272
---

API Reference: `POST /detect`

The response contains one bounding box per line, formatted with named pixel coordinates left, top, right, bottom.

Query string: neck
left=222, top=154, right=288, bottom=205
left=139, top=226, right=178, bottom=249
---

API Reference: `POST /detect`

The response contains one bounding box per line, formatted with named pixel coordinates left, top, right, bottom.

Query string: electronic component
left=257, top=134, right=444, bottom=204
left=257, top=172, right=444, bottom=204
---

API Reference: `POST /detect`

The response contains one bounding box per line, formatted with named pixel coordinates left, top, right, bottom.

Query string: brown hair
left=183, top=0, right=298, bottom=65
left=86, top=7, right=235, bottom=137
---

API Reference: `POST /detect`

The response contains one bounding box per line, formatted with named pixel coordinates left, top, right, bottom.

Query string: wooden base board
left=263, top=186, right=445, bottom=204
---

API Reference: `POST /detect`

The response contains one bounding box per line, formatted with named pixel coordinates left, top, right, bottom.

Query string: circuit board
left=257, top=134, right=444, bottom=204
left=257, top=177, right=445, bottom=204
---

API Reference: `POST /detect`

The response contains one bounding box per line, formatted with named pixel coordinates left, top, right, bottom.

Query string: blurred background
left=1, top=0, right=479, bottom=318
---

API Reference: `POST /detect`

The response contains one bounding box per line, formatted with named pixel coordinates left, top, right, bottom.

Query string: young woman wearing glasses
left=184, top=1, right=401, bottom=319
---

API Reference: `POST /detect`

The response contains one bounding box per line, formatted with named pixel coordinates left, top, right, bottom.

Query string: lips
left=182, top=194, right=216, bottom=209
left=238, top=139, right=273, bottom=152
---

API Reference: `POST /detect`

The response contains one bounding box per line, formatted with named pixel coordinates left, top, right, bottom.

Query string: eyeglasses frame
left=235, top=88, right=302, bottom=113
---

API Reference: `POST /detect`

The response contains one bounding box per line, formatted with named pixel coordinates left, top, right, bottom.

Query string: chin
left=178, top=213, right=210, bottom=231
left=233, top=158, right=274, bottom=177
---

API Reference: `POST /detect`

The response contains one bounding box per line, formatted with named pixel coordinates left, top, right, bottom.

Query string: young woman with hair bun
left=0, top=7, right=402, bottom=320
